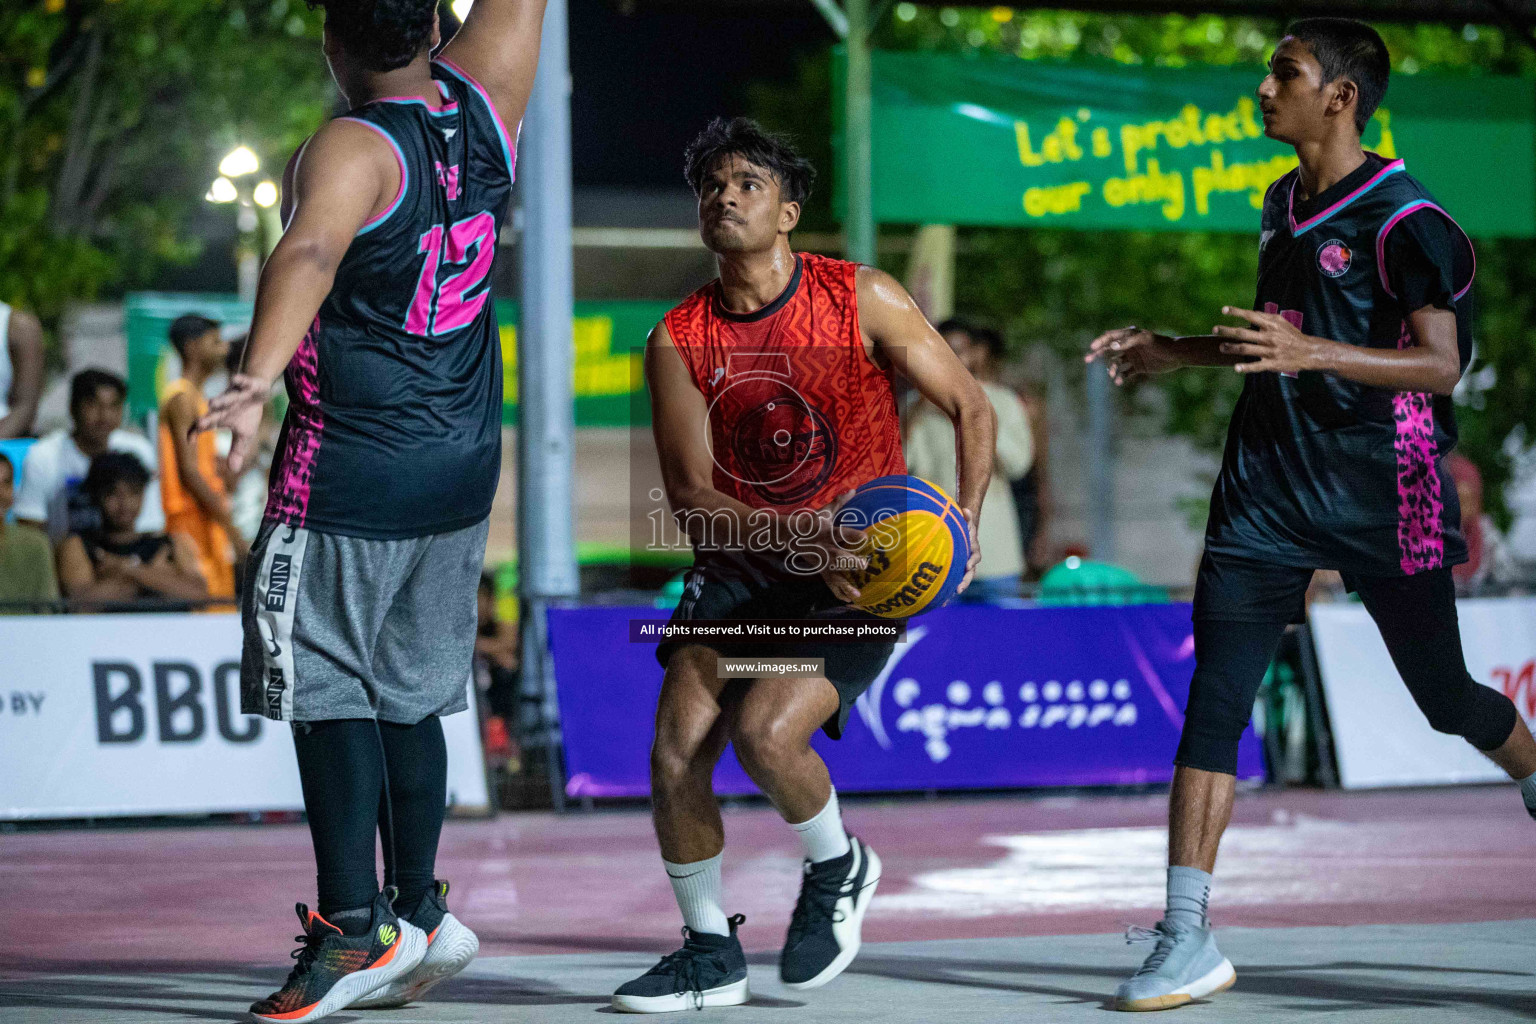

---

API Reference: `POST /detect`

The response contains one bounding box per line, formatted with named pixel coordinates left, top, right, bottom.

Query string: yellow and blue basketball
left=833, top=474, right=970, bottom=617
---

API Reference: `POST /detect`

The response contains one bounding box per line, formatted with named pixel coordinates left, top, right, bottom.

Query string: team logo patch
left=1317, top=239, right=1352, bottom=278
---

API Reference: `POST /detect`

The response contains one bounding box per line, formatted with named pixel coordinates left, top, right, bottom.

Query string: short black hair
left=937, top=318, right=1005, bottom=360
left=684, top=117, right=815, bottom=206
left=69, top=368, right=127, bottom=414
left=310, top=0, right=437, bottom=72
left=168, top=314, right=220, bottom=360
left=1284, top=18, right=1390, bottom=134
left=83, top=451, right=151, bottom=503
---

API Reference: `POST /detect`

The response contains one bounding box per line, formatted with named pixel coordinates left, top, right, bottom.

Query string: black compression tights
left=1177, top=568, right=1518, bottom=775
left=292, top=717, right=448, bottom=916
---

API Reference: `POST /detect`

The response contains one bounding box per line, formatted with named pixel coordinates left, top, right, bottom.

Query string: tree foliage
left=752, top=7, right=1536, bottom=521
left=0, top=0, right=332, bottom=327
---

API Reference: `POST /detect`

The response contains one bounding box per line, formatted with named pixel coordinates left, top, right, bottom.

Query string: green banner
left=837, top=50, right=1536, bottom=236
left=125, top=293, right=664, bottom=428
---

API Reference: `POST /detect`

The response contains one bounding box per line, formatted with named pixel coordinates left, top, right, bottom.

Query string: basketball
left=832, top=474, right=971, bottom=618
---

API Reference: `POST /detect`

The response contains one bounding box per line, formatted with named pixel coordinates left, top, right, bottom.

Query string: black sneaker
left=351, top=880, right=479, bottom=1009
left=780, top=836, right=881, bottom=990
left=249, top=887, right=427, bottom=1022
left=611, top=914, right=750, bottom=1013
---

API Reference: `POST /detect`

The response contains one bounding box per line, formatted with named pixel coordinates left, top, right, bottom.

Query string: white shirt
left=13, top=428, right=164, bottom=544
left=904, top=381, right=1034, bottom=581
left=0, top=303, right=12, bottom=421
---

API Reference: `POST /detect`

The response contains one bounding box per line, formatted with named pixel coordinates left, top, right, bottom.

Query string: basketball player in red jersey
left=612, top=118, right=995, bottom=1013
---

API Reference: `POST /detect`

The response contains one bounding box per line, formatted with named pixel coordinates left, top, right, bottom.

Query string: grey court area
left=4, top=921, right=1534, bottom=1024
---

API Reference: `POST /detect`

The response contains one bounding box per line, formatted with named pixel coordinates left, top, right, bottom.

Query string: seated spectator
left=159, top=314, right=240, bottom=599
left=906, top=319, right=1033, bottom=601
left=0, top=302, right=44, bottom=440
left=58, top=452, right=206, bottom=609
left=13, top=368, right=163, bottom=544
left=0, top=451, right=58, bottom=611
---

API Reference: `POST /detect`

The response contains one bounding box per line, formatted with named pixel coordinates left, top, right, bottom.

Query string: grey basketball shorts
left=240, top=516, right=491, bottom=723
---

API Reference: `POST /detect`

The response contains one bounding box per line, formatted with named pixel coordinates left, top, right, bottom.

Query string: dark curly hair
left=684, top=117, right=816, bottom=206
left=309, top=0, right=437, bottom=72
left=83, top=451, right=151, bottom=504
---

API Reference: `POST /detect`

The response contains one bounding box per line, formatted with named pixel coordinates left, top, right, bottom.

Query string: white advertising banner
left=1310, top=597, right=1536, bottom=789
left=0, top=614, right=489, bottom=819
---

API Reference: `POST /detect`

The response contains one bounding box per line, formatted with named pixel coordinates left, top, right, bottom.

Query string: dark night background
left=569, top=0, right=829, bottom=189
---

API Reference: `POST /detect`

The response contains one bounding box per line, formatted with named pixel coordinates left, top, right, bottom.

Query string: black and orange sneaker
left=249, top=888, right=427, bottom=1023
left=352, top=880, right=480, bottom=1009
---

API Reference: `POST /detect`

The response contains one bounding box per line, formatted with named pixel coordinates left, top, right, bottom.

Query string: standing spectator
left=13, top=368, right=163, bottom=544
left=474, top=572, right=521, bottom=721
left=0, top=302, right=44, bottom=439
left=0, top=451, right=58, bottom=611
left=158, top=314, right=241, bottom=598
left=57, top=452, right=206, bottom=609
left=905, top=319, right=1033, bottom=600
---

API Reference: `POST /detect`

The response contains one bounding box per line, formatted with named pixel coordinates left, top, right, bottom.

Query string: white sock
left=663, top=853, right=729, bottom=936
left=1517, top=771, right=1536, bottom=811
left=790, top=787, right=852, bottom=864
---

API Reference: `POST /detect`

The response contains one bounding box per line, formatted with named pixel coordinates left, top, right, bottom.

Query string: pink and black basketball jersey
left=266, top=59, right=516, bottom=540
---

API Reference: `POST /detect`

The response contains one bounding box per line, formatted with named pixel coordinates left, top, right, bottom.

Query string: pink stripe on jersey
left=1391, top=321, right=1445, bottom=575
left=336, top=117, right=408, bottom=234
left=433, top=57, right=519, bottom=182
left=1289, top=158, right=1405, bottom=235
left=265, top=319, right=324, bottom=528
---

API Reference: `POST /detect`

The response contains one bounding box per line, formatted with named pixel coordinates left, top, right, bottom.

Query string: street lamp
left=205, top=146, right=272, bottom=303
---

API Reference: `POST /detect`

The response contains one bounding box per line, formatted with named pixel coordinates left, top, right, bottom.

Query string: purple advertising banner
left=547, top=604, right=1264, bottom=798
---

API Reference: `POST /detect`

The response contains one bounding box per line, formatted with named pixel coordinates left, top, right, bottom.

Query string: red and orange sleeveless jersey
left=663, top=253, right=905, bottom=514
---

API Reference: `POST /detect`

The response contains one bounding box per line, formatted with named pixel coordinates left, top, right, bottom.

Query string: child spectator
left=158, top=315, right=242, bottom=599
left=58, top=451, right=206, bottom=609
left=0, top=451, right=58, bottom=611
left=13, top=368, right=162, bottom=544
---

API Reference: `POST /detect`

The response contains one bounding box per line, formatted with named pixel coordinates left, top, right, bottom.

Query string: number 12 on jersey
left=404, top=210, right=497, bottom=337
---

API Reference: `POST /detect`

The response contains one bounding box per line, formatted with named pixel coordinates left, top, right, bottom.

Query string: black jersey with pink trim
left=265, top=59, right=517, bottom=540
left=1205, top=153, right=1475, bottom=576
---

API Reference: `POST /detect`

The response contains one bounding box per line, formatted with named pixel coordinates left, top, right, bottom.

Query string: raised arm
left=0, top=308, right=44, bottom=439
left=858, top=266, right=992, bottom=592
left=438, top=0, right=549, bottom=127
left=198, top=119, right=394, bottom=471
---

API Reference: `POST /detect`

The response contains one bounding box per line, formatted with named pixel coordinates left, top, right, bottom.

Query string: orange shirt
left=158, top=378, right=226, bottom=518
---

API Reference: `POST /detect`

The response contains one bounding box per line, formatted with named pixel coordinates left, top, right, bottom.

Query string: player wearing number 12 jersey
left=1088, top=18, right=1536, bottom=1013
left=195, top=0, right=546, bottom=1019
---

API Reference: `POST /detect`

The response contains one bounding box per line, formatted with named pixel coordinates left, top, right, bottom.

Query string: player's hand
left=812, top=489, right=867, bottom=604
left=1085, top=326, right=1179, bottom=384
left=1213, top=306, right=1324, bottom=375
left=954, top=507, right=980, bottom=596
left=196, top=374, right=271, bottom=474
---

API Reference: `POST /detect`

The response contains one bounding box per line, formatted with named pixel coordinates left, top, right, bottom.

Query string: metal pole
left=517, top=0, right=578, bottom=810
left=1086, top=362, right=1115, bottom=562
left=844, top=0, right=876, bottom=266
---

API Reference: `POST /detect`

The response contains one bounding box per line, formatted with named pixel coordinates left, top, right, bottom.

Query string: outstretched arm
left=1213, top=304, right=1460, bottom=394
left=858, top=266, right=992, bottom=592
left=1086, top=327, right=1241, bottom=385
left=197, top=120, right=394, bottom=472
left=438, top=0, right=549, bottom=127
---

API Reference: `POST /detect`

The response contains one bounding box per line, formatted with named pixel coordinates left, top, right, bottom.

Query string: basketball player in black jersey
left=1088, top=18, right=1536, bottom=1012
left=196, top=1, right=546, bottom=1020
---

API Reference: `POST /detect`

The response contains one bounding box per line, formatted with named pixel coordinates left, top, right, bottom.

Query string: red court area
left=5, top=786, right=1533, bottom=975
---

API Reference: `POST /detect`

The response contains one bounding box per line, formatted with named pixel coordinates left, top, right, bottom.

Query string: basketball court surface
left=4, top=786, right=1533, bottom=1022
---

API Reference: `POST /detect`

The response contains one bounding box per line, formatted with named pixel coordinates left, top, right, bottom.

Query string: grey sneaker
left=1113, top=920, right=1235, bottom=1012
